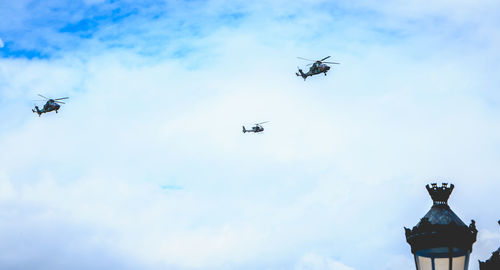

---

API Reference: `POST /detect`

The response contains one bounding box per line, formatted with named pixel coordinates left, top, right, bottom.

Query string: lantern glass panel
left=434, top=258, right=448, bottom=269
left=451, top=256, right=465, bottom=270
left=416, top=256, right=432, bottom=270
left=414, top=248, right=469, bottom=270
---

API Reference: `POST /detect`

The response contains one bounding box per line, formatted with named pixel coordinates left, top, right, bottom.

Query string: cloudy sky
left=1, top=1, right=500, bottom=269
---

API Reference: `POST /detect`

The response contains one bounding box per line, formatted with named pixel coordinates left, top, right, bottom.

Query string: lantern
left=405, top=183, right=477, bottom=270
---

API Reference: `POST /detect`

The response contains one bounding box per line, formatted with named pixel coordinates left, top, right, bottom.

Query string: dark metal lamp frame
left=405, top=183, right=477, bottom=270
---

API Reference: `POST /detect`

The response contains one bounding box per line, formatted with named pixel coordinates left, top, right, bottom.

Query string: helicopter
left=32, top=94, right=69, bottom=116
left=296, top=56, right=340, bottom=80
left=242, top=121, right=269, bottom=133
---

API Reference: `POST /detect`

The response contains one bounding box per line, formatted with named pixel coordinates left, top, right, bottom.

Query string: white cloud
left=295, top=253, right=355, bottom=270
left=0, top=1, right=499, bottom=270
left=0, top=171, right=15, bottom=199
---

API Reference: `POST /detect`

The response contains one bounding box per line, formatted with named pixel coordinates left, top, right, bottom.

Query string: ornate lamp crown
left=426, top=183, right=454, bottom=204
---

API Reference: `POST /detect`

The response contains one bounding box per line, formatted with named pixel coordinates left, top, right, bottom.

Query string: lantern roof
left=405, top=183, right=477, bottom=254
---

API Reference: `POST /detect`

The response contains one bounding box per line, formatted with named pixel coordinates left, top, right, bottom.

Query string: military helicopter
left=32, top=94, right=69, bottom=116
left=296, top=56, right=340, bottom=80
left=242, top=121, right=269, bottom=133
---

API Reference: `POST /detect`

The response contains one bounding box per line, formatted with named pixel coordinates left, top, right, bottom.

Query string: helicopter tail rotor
left=32, top=106, right=42, bottom=116
left=296, top=69, right=307, bottom=80
left=242, top=126, right=247, bottom=133
left=296, top=67, right=302, bottom=77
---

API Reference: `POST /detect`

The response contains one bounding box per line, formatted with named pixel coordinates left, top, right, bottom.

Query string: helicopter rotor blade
left=38, top=94, right=49, bottom=100
left=320, top=56, right=331, bottom=61
left=323, top=62, right=340, bottom=64
left=306, top=63, right=313, bottom=66
left=256, top=121, right=269, bottom=125
left=297, top=57, right=315, bottom=62
left=54, top=97, right=69, bottom=100
left=55, top=101, right=65, bottom=104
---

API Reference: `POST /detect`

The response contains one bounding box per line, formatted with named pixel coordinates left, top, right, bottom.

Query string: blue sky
left=1, top=1, right=500, bottom=270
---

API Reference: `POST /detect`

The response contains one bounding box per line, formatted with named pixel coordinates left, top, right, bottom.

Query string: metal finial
left=426, top=182, right=454, bottom=204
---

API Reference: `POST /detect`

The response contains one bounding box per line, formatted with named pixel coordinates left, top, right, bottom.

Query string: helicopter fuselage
left=33, top=100, right=60, bottom=116
left=32, top=95, right=68, bottom=116
left=242, top=125, right=264, bottom=133
left=296, top=63, right=331, bottom=80
left=296, top=56, right=338, bottom=80
left=43, top=100, right=60, bottom=112
left=308, top=62, right=331, bottom=75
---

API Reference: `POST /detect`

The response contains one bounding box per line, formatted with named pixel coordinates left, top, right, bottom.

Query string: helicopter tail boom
left=32, top=106, right=42, bottom=116
left=296, top=68, right=307, bottom=80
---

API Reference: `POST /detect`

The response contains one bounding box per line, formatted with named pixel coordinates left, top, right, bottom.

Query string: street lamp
left=405, top=183, right=478, bottom=270
left=479, top=220, right=500, bottom=270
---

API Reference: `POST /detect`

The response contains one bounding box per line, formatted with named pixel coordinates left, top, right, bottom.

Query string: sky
left=1, top=0, right=500, bottom=269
